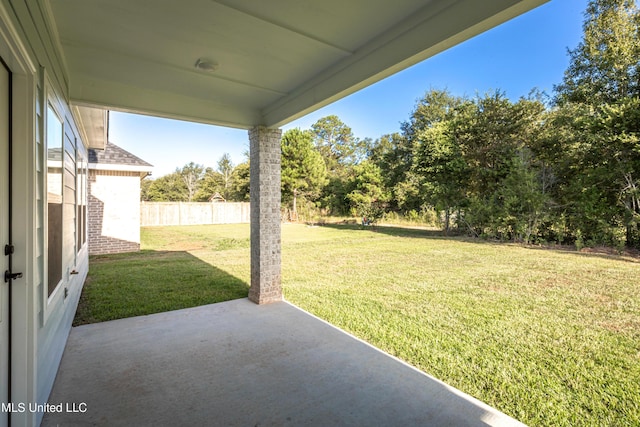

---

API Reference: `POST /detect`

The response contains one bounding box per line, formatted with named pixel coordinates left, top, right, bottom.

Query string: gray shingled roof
left=47, top=147, right=63, bottom=162
left=88, top=142, right=152, bottom=167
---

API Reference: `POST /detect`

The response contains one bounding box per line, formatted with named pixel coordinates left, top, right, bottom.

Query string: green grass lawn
left=77, top=223, right=640, bottom=427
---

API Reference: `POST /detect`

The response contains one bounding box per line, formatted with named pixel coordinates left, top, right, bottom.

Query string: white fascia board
left=70, top=74, right=261, bottom=129
left=88, top=163, right=153, bottom=173
left=262, top=0, right=549, bottom=128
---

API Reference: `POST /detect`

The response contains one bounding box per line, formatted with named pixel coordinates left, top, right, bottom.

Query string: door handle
left=4, top=270, right=23, bottom=282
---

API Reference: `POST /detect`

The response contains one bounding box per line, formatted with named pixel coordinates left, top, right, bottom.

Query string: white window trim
left=76, top=144, right=88, bottom=251
left=42, top=74, right=68, bottom=323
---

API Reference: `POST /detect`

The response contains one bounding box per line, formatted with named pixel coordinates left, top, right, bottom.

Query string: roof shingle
left=88, top=142, right=152, bottom=168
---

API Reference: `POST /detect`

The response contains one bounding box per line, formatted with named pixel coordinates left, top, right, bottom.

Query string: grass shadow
left=319, top=222, right=640, bottom=263
left=75, top=250, right=249, bottom=326
left=524, top=244, right=640, bottom=264
left=318, top=222, right=452, bottom=239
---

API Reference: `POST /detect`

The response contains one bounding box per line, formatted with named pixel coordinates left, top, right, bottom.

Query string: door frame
left=0, top=3, right=39, bottom=426
left=1, top=52, right=10, bottom=427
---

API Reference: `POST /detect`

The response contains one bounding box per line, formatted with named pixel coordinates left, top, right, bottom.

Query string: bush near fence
left=141, top=202, right=250, bottom=226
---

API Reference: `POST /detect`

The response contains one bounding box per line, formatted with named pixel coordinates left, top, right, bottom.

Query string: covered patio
left=42, top=299, right=524, bottom=426
left=33, top=1, right=546, bottom=425
left=46, top=0, right=549, bottom=306
left=2, top=1, right=550, bottom=425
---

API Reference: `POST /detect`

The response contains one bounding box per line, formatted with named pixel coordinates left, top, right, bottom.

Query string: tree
left=413, top=120, right=468, bottom=233
left=555, top=0, right=640, bottom=247
left=141, top=177, right=153, bottom=201
left=496, top=149, right=550, bottom=243
left=454, top=93, right=549, bottom=239
left=405, top=90, right=468, bottom=232
left=144, top=172, right=188, bottom=201
left=177, top=162, right=206, bottom=202
left=194, top=167, right=224, bottom=201
left=402, top=88, right=464, bottom=139
left=402, top=89, right=550, bottom=239
left=369, top=133, right=418, bottom=212
left=310, top=115, right=365, bottom=214
left=585, top=99, right=640, bottom=246
left=344, top=161, right=388, bottom=221
left=311, top=115, right=362, bottom=170
left=454, top=92, right=524, bottom=196
left=229, top=161, right=250, bottom=202
left=555, top=0, right=640, bottom=105
left=281, top=128, right=328, bottom=216
left=217, top=153, right=234, bottom=199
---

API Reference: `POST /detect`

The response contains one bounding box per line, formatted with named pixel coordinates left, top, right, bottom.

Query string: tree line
left=283, top=0, right=640, bottom=249
left=143, top=0, right=640, bottom=249
left=141, top=153, right=250, bottom=203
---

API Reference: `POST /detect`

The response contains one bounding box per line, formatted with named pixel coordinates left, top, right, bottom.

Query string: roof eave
left=73, top=105, right=108, bottom=149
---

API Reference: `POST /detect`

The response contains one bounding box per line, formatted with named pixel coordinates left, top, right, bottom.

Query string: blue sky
left=108, top=0, right=589, bottom=178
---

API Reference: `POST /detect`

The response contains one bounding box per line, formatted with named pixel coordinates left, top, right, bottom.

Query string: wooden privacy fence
left=141, top=202, right=250, bottom=226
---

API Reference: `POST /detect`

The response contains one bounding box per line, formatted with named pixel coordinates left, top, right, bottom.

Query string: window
left=46, top=103, right=63, bottom=296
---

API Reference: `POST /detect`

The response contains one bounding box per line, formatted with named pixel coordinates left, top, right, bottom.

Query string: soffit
left=46, top=0, right=548, bottom=129
left=72, top=105, right=107, bottom=150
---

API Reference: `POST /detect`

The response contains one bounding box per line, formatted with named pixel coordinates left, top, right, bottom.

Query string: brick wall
left=89, top=169, right=142, bottom=255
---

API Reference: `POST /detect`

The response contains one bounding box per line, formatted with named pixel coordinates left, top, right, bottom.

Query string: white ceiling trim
left=70, top=75, right=262, bottom=129
left=39, top=0, right=70, bottom=81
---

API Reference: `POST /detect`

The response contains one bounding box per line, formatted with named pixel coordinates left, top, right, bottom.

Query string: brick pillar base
left=249, top=126, right=282, bottom=304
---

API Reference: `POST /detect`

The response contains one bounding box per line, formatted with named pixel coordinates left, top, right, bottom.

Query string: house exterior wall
left=89, top=170, right=141, bottom=255
left=37, top=64, right=90, bottom=427
left=1, top=2, right=90, bottom=425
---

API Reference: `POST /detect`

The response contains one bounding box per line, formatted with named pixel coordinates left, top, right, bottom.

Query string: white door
left=0, top=59, right=10, bottom=427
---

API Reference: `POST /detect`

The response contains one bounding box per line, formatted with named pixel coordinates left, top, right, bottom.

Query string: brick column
left=249, top=126, right=282, bottom=304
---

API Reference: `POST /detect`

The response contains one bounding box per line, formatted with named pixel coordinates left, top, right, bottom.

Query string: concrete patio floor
left=42, top=299, right=525, bottom=426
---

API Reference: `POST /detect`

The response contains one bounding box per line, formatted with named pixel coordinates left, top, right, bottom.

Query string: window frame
left=76, top=143, right=88, bottom=251
left=43, top=76, right=68, bottom=319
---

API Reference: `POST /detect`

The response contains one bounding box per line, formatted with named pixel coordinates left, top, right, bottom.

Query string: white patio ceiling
left=47, top=0, right=548, bottom=130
